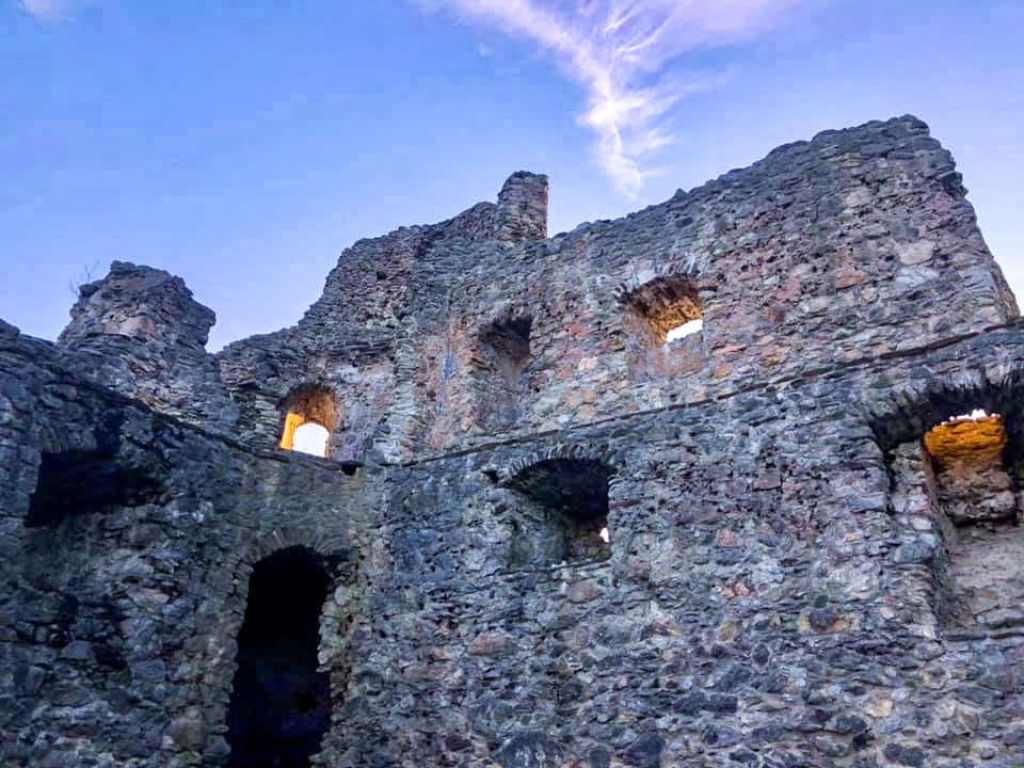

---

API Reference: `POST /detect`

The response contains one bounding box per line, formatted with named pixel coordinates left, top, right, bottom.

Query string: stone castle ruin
left=2, top=115, right=1023, bottom=767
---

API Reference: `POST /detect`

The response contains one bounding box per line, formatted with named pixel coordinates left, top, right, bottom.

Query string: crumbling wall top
left=496, top=171, right=548, bottom=241
left=55, top=261, right=237, bottom=431
left=59, top=261, right=215, bottom=350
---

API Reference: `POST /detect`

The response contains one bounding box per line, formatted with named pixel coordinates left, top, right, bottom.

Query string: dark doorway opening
left=226, top=547, right=331, bottom=767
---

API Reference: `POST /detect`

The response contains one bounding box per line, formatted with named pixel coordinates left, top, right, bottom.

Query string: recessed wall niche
left=26, top=449, right=163, bottom=528
left=503, top=457, right=612, bottom=569
left=475, top=315, right=533, bottom=432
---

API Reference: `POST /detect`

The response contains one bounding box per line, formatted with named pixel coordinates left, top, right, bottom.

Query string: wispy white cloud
left=20, top=0, right=89, bottom=24
left=419, top=0, right=809, bottom=196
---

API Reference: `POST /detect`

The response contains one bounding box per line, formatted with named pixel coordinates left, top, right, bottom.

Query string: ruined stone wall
left=216, top=116, right=1017, bottom=465
left=328, top=325, right=1024, bottom=767
left=214, top=171, right=550, bottom=465
left=402, top=116, right=1017, bottom=458
left=0, top=323, right=380, bottom=766
left=57, top=261, right=239, bottom=433
left=2, top=115, right=1024, bottom=768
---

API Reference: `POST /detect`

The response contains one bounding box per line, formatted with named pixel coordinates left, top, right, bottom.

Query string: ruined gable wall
left=403, top=116, right=1018, bottom=457
left=169, top=117, right=1019, bottom=468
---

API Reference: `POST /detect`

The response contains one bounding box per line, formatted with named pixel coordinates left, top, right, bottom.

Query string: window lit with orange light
left=279, top=385, right=337, bottom=458
left=922, top=409, right=1006, bottom=469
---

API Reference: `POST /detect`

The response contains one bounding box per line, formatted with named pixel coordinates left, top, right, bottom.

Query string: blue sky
left=2, top=0, right=1022, bottom=350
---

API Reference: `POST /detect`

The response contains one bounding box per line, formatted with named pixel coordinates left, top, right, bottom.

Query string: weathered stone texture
left=2, top=115, right=1024, bottom=767
left=57, top=261, right=238, bottom=432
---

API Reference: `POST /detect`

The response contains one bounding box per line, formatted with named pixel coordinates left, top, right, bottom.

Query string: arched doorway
left=226, top=547, right=331, bottom=767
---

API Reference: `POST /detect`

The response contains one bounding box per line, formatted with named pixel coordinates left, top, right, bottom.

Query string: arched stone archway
left=866, top=366, right=1024, bottom=452
left=502, top=455, right=616, bottom=567
left=225, top=546, right=332, bottom=767
left=867, top=369, right=1024, bottom=632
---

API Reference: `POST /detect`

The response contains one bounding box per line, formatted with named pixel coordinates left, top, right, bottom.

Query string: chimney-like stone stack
left=495, top=171, right=548, bottom=242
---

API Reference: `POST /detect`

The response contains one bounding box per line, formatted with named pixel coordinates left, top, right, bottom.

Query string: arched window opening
left=505, top=458, right=612, bottom=569
left=26, top=449, right=162, bottom=528
left=886, top=404, right=1024, bottom=631
left=476, top=315, right=533, bottom=431
left=226, top=547, right=331, bottom=767
left=622, top=275, right=703, bottom=346
left=292, top=423, right=330, bottom=458
left=279, top=385, right=337, bottom=457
